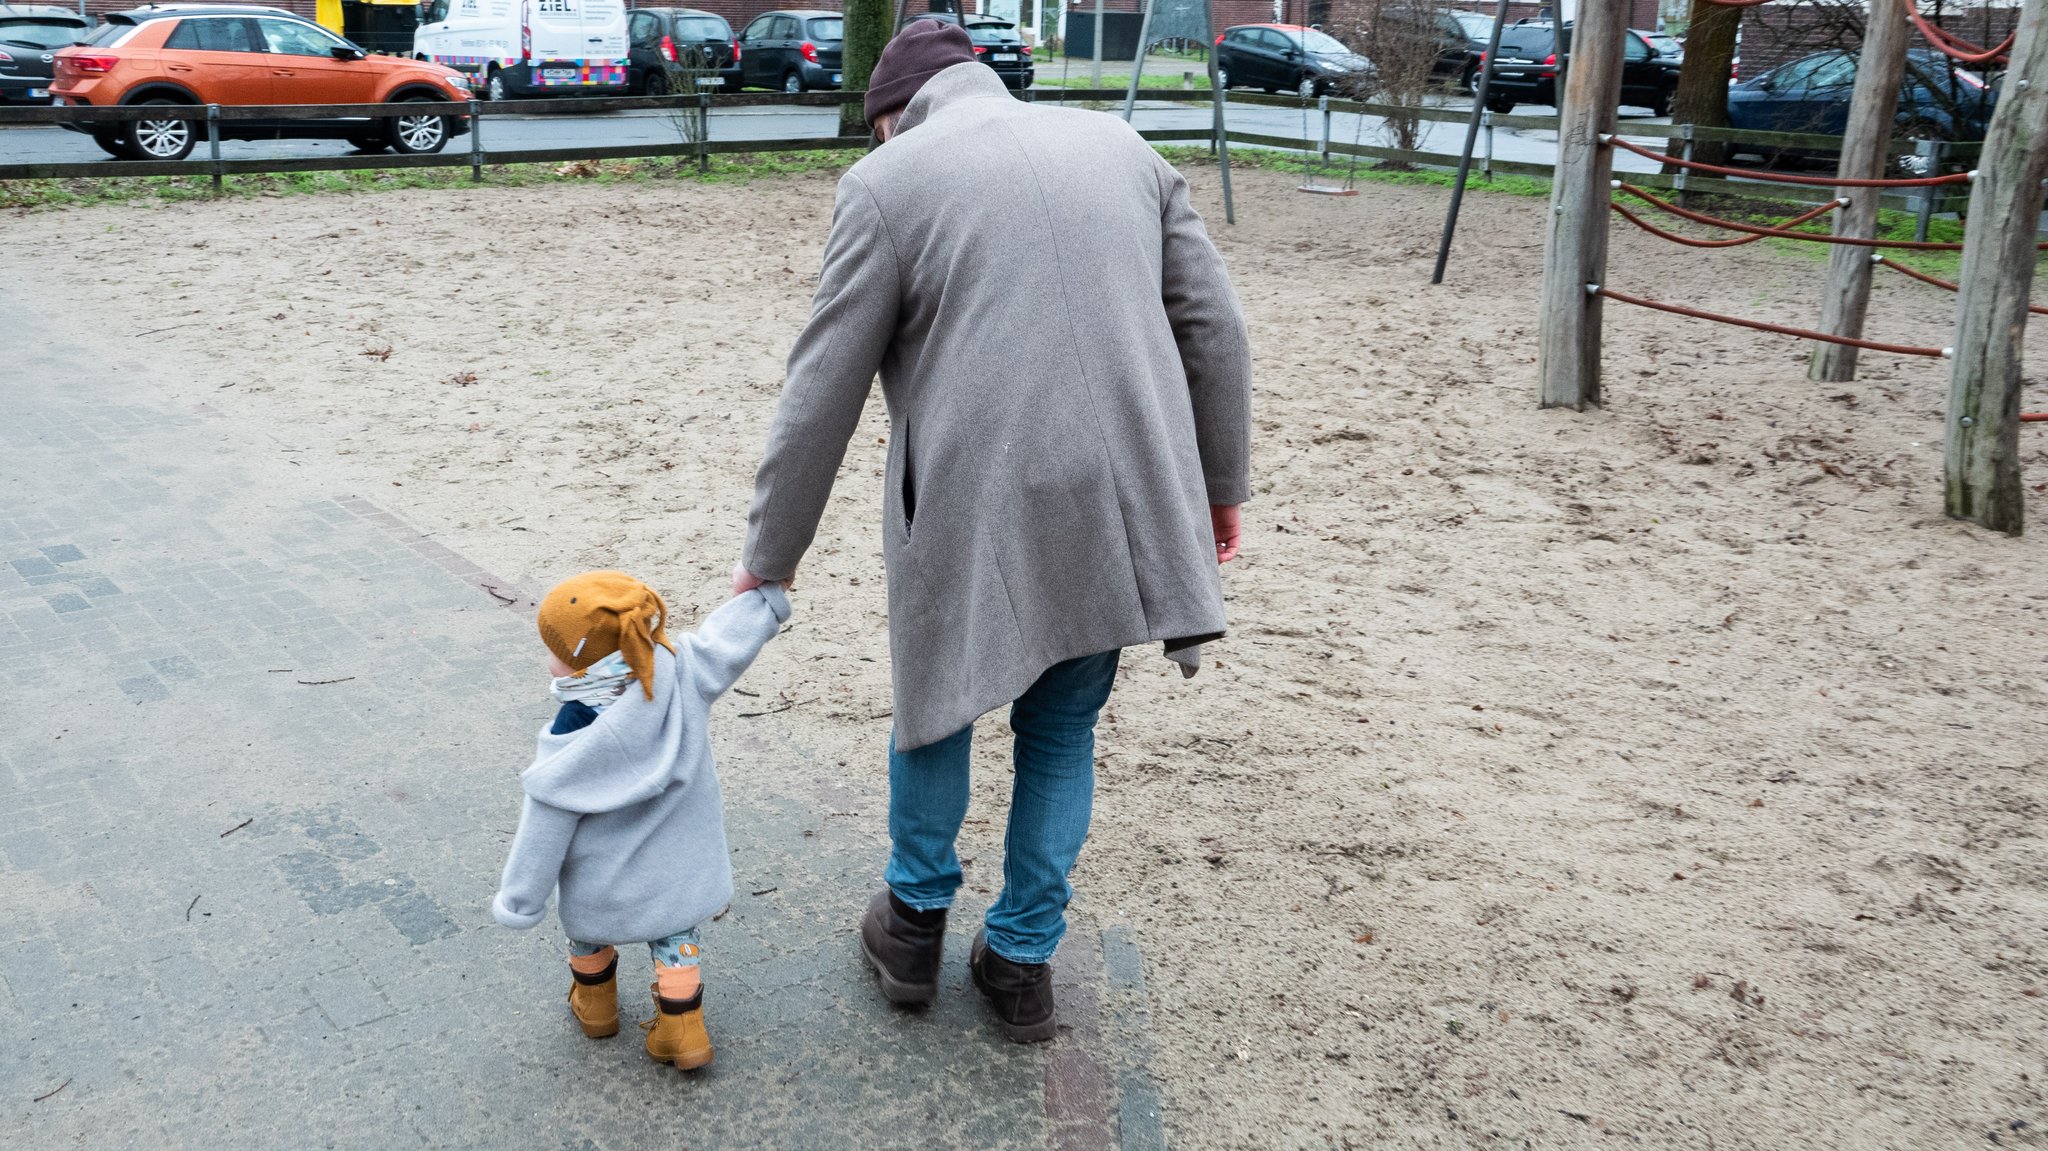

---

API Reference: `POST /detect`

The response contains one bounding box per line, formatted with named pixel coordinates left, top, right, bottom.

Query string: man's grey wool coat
left=742, top=61, right=1253, bottom=750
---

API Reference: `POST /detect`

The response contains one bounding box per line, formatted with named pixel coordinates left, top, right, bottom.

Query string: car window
left=1623, top=32, right=1648, bottom=60
left=422, top=0, right=449, bottom=22
left=80, top=21, right=134, bottom=47
left=1767, top=54, right=1830, bottom=89
left=807, top=17, right=841, bottom=40
left=166, top=16, right=260, bottom=52
left=1225, top=27, right=1250, bottom=44
left=0, top=19, right=89, bottom=49
left=1807, top=54, right=1854, bottom=88
left=1258, top=29, right=1290, bottom=51
left=1301, top=28, right=1347, bottom=54
left=967, top=23, right=1016, bottom=44
left=776, top=15, right=801, bottom=38
left=1495, top=26, right=1552, bottom=57
left=629, top=11, right=656, bottom=45
left=256, top=17, right=346, bottom=56
left=677, top=16, right=726, bottom=40
left=742, top=16, right=772, bottom=40
left=1452, top=13, right=1493, bottom=40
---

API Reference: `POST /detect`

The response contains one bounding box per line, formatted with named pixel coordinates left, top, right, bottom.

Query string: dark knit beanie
left=864, top=18, right=978, bottom=126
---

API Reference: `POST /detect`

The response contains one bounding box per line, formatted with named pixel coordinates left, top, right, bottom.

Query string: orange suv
left=53, top=6, right=471, bottom=161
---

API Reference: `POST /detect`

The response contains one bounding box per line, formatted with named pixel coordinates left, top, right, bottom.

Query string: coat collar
left=895, top=62, right=1014, bottom=135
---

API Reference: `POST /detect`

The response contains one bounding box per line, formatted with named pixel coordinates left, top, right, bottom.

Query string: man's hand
left=732, top=562, right=795, bottom=594
left=1211, top=504, right=1242, bottom=564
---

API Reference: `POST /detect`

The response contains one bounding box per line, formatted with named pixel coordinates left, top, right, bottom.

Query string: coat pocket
left=899, top=417, right=917, bottom=536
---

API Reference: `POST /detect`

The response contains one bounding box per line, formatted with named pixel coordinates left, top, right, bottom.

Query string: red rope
left=1873, top=256, right=2048, bottom=316
left=1604, top=133, right=1973, bottom=188
left=2025, top=414, right=2048, bottom=423
left=1615, top=184, right=1978, bottom=250
left=1596, top=286, right=1948, bottom=356
left=1905, top=8, right=2014, bottom=64
left=1610, top=197, right=1842, bottom=248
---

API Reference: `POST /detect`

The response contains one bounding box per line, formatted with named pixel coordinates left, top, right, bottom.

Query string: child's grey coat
left=492, top=585, right=790, bottom=945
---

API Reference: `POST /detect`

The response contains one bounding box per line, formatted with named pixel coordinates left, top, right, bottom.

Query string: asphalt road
left=0, top=97, right=1676, bottom=174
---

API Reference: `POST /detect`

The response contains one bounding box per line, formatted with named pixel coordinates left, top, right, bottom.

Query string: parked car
left=0, top=4, right=89, bottom=104
left=1726, top=47, right=1995, bottom=171
left=737, top=9, right=840, bottom=93
left=965, top=19, right=1032, bottom=89
left=1479, top=21, right=1678, bottom=116
left=1379, top=6, right=1493, bottom=92
left=626, top=7, right=738, bottom=95
left=1639, top=29, right=1683, bottom=63
left=415, top=0, right=629, bottom=100
left=1215, top=23, right=1374, bottom=99
left=51, top=6, right=471, bottom=161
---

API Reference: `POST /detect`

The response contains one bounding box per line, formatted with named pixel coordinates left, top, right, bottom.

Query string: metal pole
left=1429, top=0, right=1510, bottom=284
left=1482, top=108, right=1492, bottom=179
left=1914, top=138, right=1940, bottom=241
left=698, top=90, right=711, bottom=173
left=1212, top=61, right=1233, bottom=224
left=206, top=104, right=222, bottom=195
left=1674, top=120, right=1692, bottom=197
left=469, top=99, right=483, bottom=182
left=1318, top=93, right=1330, bottom=161
left=1121, top=0, right=1156, bottom=120
left=1091, top=0, right=1103, bottom=86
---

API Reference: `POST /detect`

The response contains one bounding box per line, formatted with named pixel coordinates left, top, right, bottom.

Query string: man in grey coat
left=734, top=19, right=1252, bottom=1042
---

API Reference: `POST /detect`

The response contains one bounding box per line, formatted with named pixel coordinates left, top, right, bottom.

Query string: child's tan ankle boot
left=567, top=947, right=620, bottom=1038
left=639, top=961, right=712, bottom=1070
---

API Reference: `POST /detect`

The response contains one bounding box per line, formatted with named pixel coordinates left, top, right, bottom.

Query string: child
left=493, top=569, right=789, bottom=1071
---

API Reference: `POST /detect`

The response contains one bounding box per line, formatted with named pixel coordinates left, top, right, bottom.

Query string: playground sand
left=12, top=161, right=2046, bottom=1149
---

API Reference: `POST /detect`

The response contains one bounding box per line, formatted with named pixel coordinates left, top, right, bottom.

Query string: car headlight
left=445, top=74, right=472, bottom=91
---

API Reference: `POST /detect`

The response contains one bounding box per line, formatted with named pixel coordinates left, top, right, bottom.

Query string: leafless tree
left=1344, top=0, right=1454, bottom=161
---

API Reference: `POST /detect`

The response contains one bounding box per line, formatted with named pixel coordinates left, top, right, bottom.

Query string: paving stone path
left=0, top=308, right=1165, bottom=1149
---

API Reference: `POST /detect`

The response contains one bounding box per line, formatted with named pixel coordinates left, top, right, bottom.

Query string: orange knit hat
left=537, top=571, right=675, bottom=700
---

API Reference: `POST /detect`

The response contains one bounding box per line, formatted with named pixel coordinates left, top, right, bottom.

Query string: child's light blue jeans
left=570, top=927, right=702, bottom=967
left=883, top=649, right=1120, bottom=966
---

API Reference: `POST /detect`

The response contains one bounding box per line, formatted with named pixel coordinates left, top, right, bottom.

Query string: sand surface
left=9, top=162, right=2048, bottom=1149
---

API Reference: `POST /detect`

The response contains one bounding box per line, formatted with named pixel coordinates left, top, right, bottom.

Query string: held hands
left=1211, top=504, right=1242, bottom=564
left=732, top=562, right=796, bottom=595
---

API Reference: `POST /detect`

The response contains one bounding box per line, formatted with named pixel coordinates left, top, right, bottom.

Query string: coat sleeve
left=492, top=795, right=578, bottom=930
left=742, top=170, right=904, bottom=581
left=678, top=584, right=791, bottom=702
left=1154, top=154, right=1254, bottom=506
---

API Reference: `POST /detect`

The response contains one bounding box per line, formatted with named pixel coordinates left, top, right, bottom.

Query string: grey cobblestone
left=2, top=311, right=1165, bottom=1150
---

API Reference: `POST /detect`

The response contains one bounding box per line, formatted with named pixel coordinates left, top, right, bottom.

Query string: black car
left=1215, top=23, right=1374, bottom=99
left=1380, top=6, right=1494, bottom=92
left=737, top=9, right=841, bottom=93
left=1726, top=48, right=1995, bottom=170
left=0, top=4, right=89, bottom=104
left=965, top=19, right=1032, bottom=89
left=1480, top=21, right=1678, bottom=116
left=626, top=8, right=738, bottom=95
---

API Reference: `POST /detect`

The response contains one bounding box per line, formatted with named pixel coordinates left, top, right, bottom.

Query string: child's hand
left=732, top=563, right=795, bottom=594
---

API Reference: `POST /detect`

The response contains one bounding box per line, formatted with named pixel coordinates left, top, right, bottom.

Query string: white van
left=415, top=0, right=629, bottom=99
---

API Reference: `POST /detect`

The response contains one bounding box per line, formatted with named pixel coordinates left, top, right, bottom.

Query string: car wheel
left=118, top=100, right=196, bottom=162
left=388, top=97, right=450, bottom=154
left=1651, top=89, right=1672, bottom=118
left=485, top=68, right=510, bottom=101
left=1893, top=117, right=1944, bottom=175
left=1484, top=93, right=1515, bottom=114
left=1462, top=62, right=1479, bottom=93
left=346, top=133, right=391, bottom=153
left=91, top=130, right=123, bottom=158
left=1297, top=75, right=1317, bottom=99
left=644, top=69, right=670, bottom=97
left=782, top=71, right=803, bottom=94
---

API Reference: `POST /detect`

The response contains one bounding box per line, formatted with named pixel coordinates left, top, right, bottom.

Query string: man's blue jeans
left=883, top=649, right=1120, bottom=965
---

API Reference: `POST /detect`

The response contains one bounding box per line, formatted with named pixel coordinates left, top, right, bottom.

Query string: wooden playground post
left=1536, top=0, right=1629, bottom=409
left=1944, top=0, right=2048, bottom=534
left=1808, top=0, right=1910, bottom=383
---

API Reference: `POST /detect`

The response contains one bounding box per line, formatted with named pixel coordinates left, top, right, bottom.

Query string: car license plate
left=698, top=76, right=723, bottom=86
left=993, top=53, right=1017, bottom=62
left=830, top=73, right=840, bottom=83
left=542, top=68, right=576, bottom=80
left=26, top=88, right=45, bottom=98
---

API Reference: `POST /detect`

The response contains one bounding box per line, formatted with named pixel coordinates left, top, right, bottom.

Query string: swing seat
left=1296, top=184, right=1358, bottom=196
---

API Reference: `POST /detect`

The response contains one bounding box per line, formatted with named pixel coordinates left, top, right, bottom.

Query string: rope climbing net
left=1589, top=134, right=2045, bottom=420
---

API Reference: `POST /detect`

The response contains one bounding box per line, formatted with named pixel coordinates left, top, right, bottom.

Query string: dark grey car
left=626, top=7, right=739, bottom=95
left=737, top=9, right=841, bottom=93
left=0, top=4, right=89, bottom=104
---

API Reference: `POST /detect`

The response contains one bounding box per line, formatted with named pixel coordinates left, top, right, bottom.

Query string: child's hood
left=521, top=644, right=691, bottom=815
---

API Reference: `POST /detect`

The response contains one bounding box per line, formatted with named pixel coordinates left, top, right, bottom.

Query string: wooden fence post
left=1537, top=0, right=1628, bottom=409
left=1808, top=0, right=1910, bottom=382
left=1944, top=0, right=2048, bottom=534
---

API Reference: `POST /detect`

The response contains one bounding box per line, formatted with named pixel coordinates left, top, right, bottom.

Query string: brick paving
left=0, top=311, right=1165, bottom=1148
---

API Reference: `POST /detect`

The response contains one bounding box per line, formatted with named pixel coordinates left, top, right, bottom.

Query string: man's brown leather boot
left=969, top=928, right=1056, bottom=1043
left=860, top=889, right=946, bottom=1006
